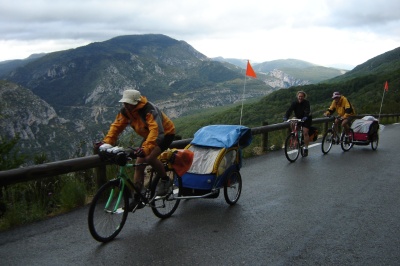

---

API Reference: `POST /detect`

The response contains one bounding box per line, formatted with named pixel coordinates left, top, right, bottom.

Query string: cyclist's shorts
left=343, top=116, right=355, bottom=124
left=303, top=118, right=312, bottom=129
left=159, top=134, right=175, bottom=151
left=140, top=134, right=175, bottom=153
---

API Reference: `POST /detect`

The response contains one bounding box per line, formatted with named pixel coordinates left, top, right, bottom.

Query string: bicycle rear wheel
left=224, top=170, right=242, bottom=205
left=284, top=133, right=300, bottom=162
left=341, top=129, right=354, bottom=152
left=151, top=169, right=182, bottom=219
left=321, top=130, right=334, bottom=154
left=88, top=179, right=129, bottom=243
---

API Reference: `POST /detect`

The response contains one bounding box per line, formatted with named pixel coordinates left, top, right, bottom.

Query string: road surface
left=1, top=124, right=399, bottom=265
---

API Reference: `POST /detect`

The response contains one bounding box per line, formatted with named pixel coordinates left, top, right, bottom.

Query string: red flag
left=246, top=60, right=257, bottom=78
left=384, top=81, right=389, bottom=92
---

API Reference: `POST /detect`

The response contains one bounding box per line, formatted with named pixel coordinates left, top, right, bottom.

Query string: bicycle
left=321, top=116, right=354, bottom=154
left=88, top=146, right=181, bottom=243
left=284, top=118, right=306, bottom=162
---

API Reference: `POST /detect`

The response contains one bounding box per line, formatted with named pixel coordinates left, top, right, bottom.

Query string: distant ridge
left=0, top=53, right=46, bottom=77
left=212, top=57, right=348, bottom=86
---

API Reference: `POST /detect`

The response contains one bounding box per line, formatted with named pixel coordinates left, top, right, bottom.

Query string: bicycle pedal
left=128, top=198, right=145, bottom=212
left=136, top=202, right=145, bottom=210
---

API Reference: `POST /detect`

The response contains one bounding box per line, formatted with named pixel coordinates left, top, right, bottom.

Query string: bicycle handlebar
left=325, top=115, right=344, bottom=121
left=286, top=118, right=303, bottom=123
left=98, top=146, right=140, bottom=166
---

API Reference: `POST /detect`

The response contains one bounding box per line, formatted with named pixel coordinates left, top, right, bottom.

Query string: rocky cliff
left=261, top=69, right=310, bottom=88
left=0, top=81, right=86, bottom=161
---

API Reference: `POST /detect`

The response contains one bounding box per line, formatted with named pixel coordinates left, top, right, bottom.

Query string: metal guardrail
left=0, top=114, right=398, bottom=186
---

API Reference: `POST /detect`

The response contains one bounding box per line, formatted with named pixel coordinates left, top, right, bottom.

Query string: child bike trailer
left=180, top=125, right=252, bottom=205
left=350, top=116, right=380, bottom=150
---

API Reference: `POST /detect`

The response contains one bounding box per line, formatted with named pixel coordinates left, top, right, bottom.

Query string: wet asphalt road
left=1, top=124, right=399, bottom=266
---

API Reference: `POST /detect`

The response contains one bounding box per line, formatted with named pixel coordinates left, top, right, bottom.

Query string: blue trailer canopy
left=191, top=125, right=252, bottom=148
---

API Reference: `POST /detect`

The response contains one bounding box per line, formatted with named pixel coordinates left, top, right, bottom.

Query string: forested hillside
left=174, top=47, right=400, bottom=139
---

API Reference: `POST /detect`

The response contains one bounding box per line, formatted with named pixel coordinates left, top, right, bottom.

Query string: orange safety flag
left=384, top=81, right=389, bottom=92
left=246, top=60, right=257, bottom=78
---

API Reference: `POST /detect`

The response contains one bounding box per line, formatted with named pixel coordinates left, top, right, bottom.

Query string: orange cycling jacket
left=103, top=96, right=175, bottom=156
left=325, top=95, right=356, bottom=119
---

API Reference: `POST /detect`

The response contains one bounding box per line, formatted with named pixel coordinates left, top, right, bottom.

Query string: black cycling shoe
left=128, top=195, right=145, bottom=211
left=136, top=201, right=145, bottom=210
left=127, top=201, right=136, bottom=211
left=303, top=149, right=308, bottom=157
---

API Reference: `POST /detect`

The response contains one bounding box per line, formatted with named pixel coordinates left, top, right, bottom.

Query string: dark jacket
left=285, top=99, right=312, bottom=120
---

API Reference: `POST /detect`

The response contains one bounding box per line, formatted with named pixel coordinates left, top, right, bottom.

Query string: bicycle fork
left=103, top=180, right=126, bottom=214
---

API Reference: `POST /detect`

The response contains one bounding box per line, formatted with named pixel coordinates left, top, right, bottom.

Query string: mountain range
left=0, top=34, right=268, bottom=161
left=0, top=34, right=398, bottom=163
left=212, top=57, right=348, bottom=88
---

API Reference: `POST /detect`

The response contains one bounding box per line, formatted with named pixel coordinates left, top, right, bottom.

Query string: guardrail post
left=93, top=148, right=107, bottom=189
left=261, top=121, right=269, bottom=152
left=95, top=165, right=107, bottom=189
left=324, top=121, right=328, bottom=133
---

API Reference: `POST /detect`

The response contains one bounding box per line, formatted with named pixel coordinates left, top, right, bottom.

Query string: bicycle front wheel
left=341, top=129, right=354, bottom=152
left=224, top=170, right=242, bottom=205
left=321, top=130, right=334, bottom=154
left=88, top=180, right=129, bottom=243
left=151, top=169, right=182, bottom=219
left=284, top=133, right=300, bottom=162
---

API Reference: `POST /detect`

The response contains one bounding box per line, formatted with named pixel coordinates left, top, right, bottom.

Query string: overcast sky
left=1, top=0, right=400, bottom=68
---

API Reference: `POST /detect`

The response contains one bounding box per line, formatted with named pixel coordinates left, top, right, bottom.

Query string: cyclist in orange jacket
left=101, top=89, right=175, bottom=209
left=324, top=91, right=356, bottom=135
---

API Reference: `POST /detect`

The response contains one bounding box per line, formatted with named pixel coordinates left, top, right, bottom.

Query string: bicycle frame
left=292, top=121, right=303, bottom=144
left=105, top=157, right=164, bottom=212
left=321, top=116, right=354, bottom=154
left=331, top=117, right=352, bottom=142
left=330, top=121, right=340, bottom=141
left=88, top=148, right=182, bottom=242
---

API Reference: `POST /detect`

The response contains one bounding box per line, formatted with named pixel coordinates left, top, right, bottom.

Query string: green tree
left=0, top=135, right=26, bottom=171
left=0, top=135, right=26, bottom=221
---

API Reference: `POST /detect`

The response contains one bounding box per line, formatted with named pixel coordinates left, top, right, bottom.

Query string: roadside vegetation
left=0, top=135, right=95, bottom=230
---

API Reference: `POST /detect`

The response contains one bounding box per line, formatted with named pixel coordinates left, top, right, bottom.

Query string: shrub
left=58, top=177, right=87, bottom=211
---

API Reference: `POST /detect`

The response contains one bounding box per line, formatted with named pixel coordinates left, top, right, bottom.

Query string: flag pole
left=240, top=74, right=247, bottom=125
left=378, top=90, right=385, bottom=121
left=240, top=60, right=257, bottom=125
left=378, top=81, right=388, bottom=121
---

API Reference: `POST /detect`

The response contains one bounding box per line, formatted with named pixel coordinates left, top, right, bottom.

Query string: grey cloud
left=323, top=0, right=400, bottom=28
left=1, top=0, right=399, bottom=64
